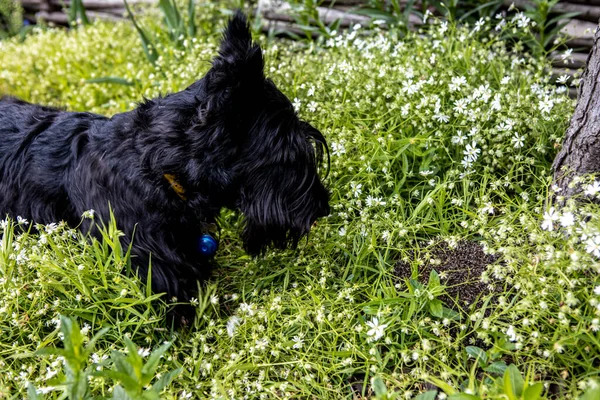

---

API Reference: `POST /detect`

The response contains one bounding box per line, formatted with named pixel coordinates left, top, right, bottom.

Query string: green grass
left=1, top=4, right=599, bottom=399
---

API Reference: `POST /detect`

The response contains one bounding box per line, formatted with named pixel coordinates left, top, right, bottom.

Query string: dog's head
left=189, top=11, right=330, bottom=254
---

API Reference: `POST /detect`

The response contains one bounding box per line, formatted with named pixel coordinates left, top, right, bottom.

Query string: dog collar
left=164, top=173, right=187, bottom=200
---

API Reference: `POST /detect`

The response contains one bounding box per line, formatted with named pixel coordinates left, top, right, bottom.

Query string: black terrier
left=0, top=11, right=329, bottom=323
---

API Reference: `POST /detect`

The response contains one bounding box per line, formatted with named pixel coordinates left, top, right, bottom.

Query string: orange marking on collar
left=164, top=173, right=187, bottom=200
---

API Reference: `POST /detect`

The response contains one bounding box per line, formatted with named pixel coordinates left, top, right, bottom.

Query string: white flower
left=439, top=21, right=448, bottom=34
left=331, top=141, right=346, bottom=157
left=292, top=98, right=301, bottom=112
left=559, top=212, right=575, bottom=227
left=453, top=98, right=468, bottom=114
left=366, top=196, right=386, bottom=207
left=539, top=96, right=554, bottom=114
left=584, top=181, right=600, bottom=197
left=366, top=317, right=388, bottom=342
left=227, top=316, right=241, bottom=337
left=292, top=334, right=305, bottom=349
left=461, top=157, right=473, bottom=169
left=556, top=75, right=569, bottom=85
left=239, top=302, right=256, bottom=316
left=511, top=134, right=524, bottom=148
left=513, top=12, right=530, bottom=28
left=451, top=131, right=467, bottom=145
left=350, top=182, right=362, bottom=198
left=506, top=325, right=517, bottom=342
left=594, top=286, right=600, bottom=295
left=473, top=18, right=485, bottom=32
left=137, top=348, right=151, bottom=358
left=423, top=9, right=432, bottom=24
left=585, top=236, right=600, bottom=258
left=464, top=141, right=480, bottom=162
left=449, top=76, right=467, bottom=91
left=433, top=113, right=450, bottom=123
left=541, top=207, right=559, bottom=231
left=561, top=48, right=573, bottom=61
left=82, top=209, right=95, bottom=219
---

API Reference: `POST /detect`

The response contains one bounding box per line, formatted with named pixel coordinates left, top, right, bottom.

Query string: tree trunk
left=552, top=23, right=600, bottom=198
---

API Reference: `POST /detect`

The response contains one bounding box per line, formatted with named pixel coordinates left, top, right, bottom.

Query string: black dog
left=0, top=12, right=329, bottom=322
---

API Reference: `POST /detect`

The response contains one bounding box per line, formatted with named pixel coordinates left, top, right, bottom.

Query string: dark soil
left=393, top=240, right=500, bottom=309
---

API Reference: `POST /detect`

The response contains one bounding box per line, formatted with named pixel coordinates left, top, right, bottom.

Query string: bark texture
left=552, top=23, right=600, bottom=198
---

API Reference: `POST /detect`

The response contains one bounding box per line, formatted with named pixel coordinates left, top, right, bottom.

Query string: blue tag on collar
left=198, top=234, right=218, bottom=257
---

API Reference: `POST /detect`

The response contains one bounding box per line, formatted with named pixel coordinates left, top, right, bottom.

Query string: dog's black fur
left=0, top=12, right=329, bottom=321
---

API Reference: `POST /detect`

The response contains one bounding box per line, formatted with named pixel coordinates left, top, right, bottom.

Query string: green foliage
left=68, top=0, right=90, bottom=27
left=27, top=316, right=179, bottom=399
left=0, top=0, right=22, bottom=39
left=0, top=5, right=598, bottom=398
left=124, top=0, right=198, bottom=65
left=517, top=0, right=580, bottom=57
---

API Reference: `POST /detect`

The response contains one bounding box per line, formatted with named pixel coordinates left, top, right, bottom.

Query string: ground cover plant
left=0, top=2, right=599, bottom=398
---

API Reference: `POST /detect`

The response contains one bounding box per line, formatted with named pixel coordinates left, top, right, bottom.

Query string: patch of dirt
left=393, top=240, right=500, bottom=309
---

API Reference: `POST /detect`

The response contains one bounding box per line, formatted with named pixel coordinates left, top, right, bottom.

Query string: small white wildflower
left=464, top=141, right=480, bottom=162
left=366, top=317, right=388, bottom=342
left=226, top=316, right=241, bottom=337
left=82, top=209, right=95, bottom=219
left=541, top=207, right=559, bottom=231
left=292, top=335, right=305, bottom=349
left=584, top=181, right=600, bottom=197
left=506, top=325, right=517, bottom=342
left=137, top=348, right=151, bottom=358
left=585, top=236, right=600, bottom=258
left=559, top=212, right=575, bottom=227
left=511, top=133, right=525, bottom=149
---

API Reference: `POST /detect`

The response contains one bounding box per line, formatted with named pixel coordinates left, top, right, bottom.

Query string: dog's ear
left=212, top=10, right=264, bottom=79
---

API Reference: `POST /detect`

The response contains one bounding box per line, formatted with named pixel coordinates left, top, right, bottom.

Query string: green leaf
left=523, top=382, right=544, bottom=400
left=484, top=361, right=508, bottom=375
left=27, top=383, right=42, bottom=400
left=141, top=342, right=173, bottom=376
left=151, top=368, right=182, bottom=392
left=503, top=364, right=524, bottom=400
left=86, top=77, right=135, bottom=86
left=415, top=390, right=438, bottom=400
left=159, top=0, right=183, bottom=39
left=448, top=394, right=481, bottom=400
left=86, top=327, right=110, bottom=352
left=124, top=0, right=159, bottom=65
left=372, top=376, right=388, bottom=396
left=580, top=384, right=600, bottom=400
left=187, top=0, right=196, bottom=37
left=353, top=8, right=396, bottom=22
left=427, top=376, right=456, bottom=395
left=465, top=346, right=488, bottom=365
left=547, top=12, right=581, bottom=27
left=112, top=385, right=132, bottom=400
left=429, top=299, right=443, bottom=318
left=429, top=269, right=441, bottom=289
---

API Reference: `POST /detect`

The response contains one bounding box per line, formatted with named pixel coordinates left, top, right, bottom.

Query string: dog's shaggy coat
left=0, top=12, right=329, bottom=320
